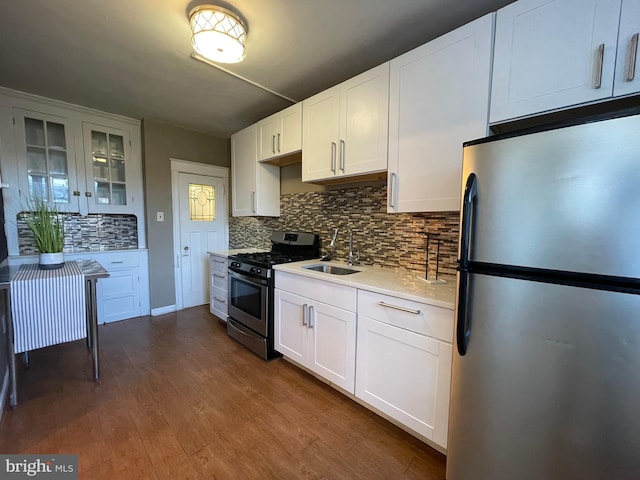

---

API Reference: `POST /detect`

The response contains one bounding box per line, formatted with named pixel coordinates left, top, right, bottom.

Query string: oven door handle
left=228, top=269, right=269, bottom=286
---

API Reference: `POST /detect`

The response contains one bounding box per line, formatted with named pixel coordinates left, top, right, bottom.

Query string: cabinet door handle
left=277, top=133, right=281, bottom=153
left=627, top=33, right=639, bottom=82
left=251, top=191, right=256, bottom=214
left=331, top=142, right=337, bottom=173
left=85, top=191, right=92, bottom=197
left=308, top=306, right=315, bottom=328
left=339, top=140, right=346, bottom=172
left=389, top=172, right=397, bottom=209
left=594, top=43, right=605, bottom=89
left=378, top=301, right=421, bottom=315
left=73, top=191, right=81, bottom=197
left=302, top=303, right=308, bottom=326
left=272, top=135, right=276, bottom=154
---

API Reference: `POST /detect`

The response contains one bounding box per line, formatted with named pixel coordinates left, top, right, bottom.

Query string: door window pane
left=188, top=183, right=215, bottom=221
left=111, top=184, right=126, bottom=205
left=25, top=118, right=45, bottom=146
left=47, top=122, right=66, bottom=149
left=49, top=150, right=68, bottom=175
left=51, top=177, right=69, bottom=202
left=91, top=131, right=108, bottom=156
left=26, top=147, right=47, bottom=173
left=28, top=175, right=48, bottom=200
left=109, top=134, right=124, bottom=158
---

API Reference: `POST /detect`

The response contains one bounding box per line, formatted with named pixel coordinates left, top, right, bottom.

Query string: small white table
left=0, top=259, right=109, bottom=406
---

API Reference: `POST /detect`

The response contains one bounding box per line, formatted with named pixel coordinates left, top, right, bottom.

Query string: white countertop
left=274, top=259, right=456, bottom=310
left=208, top=247, right=266, bottom=257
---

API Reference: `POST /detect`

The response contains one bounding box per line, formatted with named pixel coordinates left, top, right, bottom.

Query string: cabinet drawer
left=275, top=271, right=356, bottom=312
left=94, top=251, right=140, bottom=270
left=357, top=290, right=453, bottom=343
left=210, top=255, right=228, bottom=274
left=211, top=270, right=227, bottom=290
left=211, top=287, right=228, bottom=315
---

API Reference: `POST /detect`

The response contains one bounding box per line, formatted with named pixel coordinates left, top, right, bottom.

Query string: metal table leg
left=6, top=290, right=17, bottom=407
left=88, top=279, right=99, bottom=382
left=85, top=279, right=92, bottom=349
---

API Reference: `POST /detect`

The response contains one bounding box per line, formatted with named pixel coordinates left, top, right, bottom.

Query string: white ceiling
left=0, top=0, right=514, bottom=138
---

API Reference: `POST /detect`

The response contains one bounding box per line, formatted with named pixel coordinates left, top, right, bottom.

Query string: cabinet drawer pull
left=73, top=191, right=81, bottom=197
left=378, top=301, right=421, bottom=315
left=213, top=273, right=225, bottom=279
left=389, top=173, right=398, bottom=209
left=214, top=297, right=226, bottom=303
left=85, top=191, right=93, bottom=197
left=594, top=43, right=605, bottom=89
left=627, top=33, right=639, bottom=82
left=110, top=261, right=124, bottom=264
left=331, top=142, right=337, bottom=173
left=309, top=305, right=315, bottom=328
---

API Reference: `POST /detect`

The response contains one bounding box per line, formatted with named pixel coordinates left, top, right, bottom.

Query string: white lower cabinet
left=355, top=290, right=453, bottom=449
left=274, top=272, right=357, bottom=393
left=274, top=269, right=454, bottom=449
left=92, top=250, right=149, bottom=324
left=209, top=253, right=229, bottom=320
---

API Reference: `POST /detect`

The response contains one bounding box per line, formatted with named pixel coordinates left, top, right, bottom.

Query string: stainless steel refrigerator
left=447, top=112, right=640, bottom=480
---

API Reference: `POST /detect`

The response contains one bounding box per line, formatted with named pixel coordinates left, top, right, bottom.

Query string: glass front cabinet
left=13, top=108, right=81, bottom=212
left=83, top=122, right=133, bottom=214
left=1, top=92, right=144, bottom=256
left=11, top=110, right=139, bottom=216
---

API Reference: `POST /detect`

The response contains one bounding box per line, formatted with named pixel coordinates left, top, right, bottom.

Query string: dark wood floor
left=0, top=306, right=446, bottom=479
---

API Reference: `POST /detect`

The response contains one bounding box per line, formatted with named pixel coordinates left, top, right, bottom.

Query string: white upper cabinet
left=387, top=14, right=494, bottom=213
left=231, top=124, right=280, bottom=217
left=12, top=108, right=81, bottom=212
left=490, top=0, right=623, bottom=123
left=302, top=63, right=389, bottom=182
left=82, top=122, right=138, bottom=214
left=0, top=89, right=145, bottom=255
left=614, top=0, right=640, bottom=97
left=257, top=102, right=302, bottom=161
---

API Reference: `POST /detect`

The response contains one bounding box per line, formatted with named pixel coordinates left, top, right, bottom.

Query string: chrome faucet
left=329, top=224, right=359, bottom=265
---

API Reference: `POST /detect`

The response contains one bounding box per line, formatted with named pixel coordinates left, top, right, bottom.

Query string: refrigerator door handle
left=457, top=172, right=477, bottom=356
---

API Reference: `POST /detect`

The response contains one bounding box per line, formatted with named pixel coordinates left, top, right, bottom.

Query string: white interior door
left=178, top=172, right=226, bottom=308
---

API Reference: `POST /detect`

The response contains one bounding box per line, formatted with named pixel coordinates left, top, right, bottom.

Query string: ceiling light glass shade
left=189, top=5, right=247, bottom=63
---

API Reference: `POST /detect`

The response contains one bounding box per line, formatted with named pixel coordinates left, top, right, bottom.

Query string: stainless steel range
left=227, top=231, right=320, bottom=359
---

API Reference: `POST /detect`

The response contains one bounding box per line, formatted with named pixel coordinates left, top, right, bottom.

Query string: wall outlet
left=157, top=211, right=164, bottom=222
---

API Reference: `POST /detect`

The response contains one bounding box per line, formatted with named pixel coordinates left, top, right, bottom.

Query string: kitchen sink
left=303, top=264, right=359, bottom=275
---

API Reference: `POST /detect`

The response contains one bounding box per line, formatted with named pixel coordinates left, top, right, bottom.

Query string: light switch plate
left=157, top=211, right=164, bottom=222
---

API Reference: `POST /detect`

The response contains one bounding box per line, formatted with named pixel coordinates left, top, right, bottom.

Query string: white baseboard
left=151, top=305, right=177, bottom=316
left=0, top=367, right=8, bottom=423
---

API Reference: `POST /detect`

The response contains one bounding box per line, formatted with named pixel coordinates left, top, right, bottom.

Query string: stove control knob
left=250, top=267, right=257, bottom=274
left=255, top=268, right=262, bottom=274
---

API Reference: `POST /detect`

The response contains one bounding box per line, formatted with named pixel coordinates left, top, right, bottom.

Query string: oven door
left=228, top=269, right=269, bottom=336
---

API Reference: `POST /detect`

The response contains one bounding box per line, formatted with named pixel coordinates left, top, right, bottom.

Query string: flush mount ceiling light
left=188, top=5, right=247, bottom=64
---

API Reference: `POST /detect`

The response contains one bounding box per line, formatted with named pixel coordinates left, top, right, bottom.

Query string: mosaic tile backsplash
left=229, top=184, right=460, bottom=278
left=17, top=213, right=138, bottom=254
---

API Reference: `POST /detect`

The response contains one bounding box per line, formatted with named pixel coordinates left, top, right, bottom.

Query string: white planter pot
left=39, top=252, right=64, bottom=270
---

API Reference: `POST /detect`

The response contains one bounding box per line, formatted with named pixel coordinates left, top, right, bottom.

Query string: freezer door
left=447, top=273, right=640, bottom=480
left=462, top=113, right=640, bottom=278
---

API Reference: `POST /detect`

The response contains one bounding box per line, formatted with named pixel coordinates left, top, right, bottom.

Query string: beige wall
left=142, top=119, right=229, bottom=310
left=280, top=163, right=325, bottom=194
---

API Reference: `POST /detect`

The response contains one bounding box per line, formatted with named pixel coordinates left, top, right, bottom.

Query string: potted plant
left=23, top=198, right=66, bottom=269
